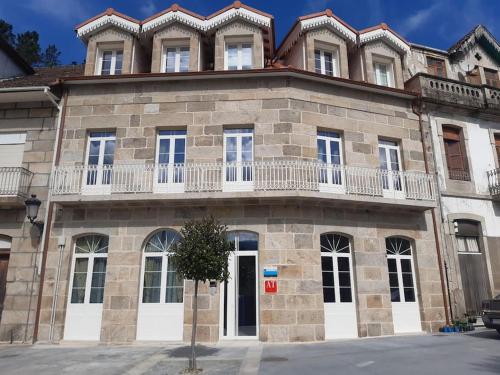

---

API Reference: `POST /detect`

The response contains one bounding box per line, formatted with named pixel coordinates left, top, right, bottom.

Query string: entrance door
left=386, top=237, right=421, bottom=333
left=64, top=235, right=108, bottom=340
left=379, top=140, right=404, bottom=198
left=221, top=231, right=258, bottom=339
left=137, top=229, right=184, bottom=341
left=0, top=236, right=11, bottom=321
left=320, top=233, right=358, bottom=339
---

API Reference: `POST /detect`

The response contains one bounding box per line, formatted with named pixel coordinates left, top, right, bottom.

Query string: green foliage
left=0, top=19, right=15, bottom=45
left=171, top=216, right=234, bottom=282
left=15, top=31, right=41, bottom=66
left=41, top=44, right=61, bottom=67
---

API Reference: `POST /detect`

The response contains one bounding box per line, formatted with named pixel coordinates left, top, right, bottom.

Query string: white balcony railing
left=487, top=168, right=500, bottom=196
left=0, top=167, right=33, bottom=198
left=50, top=161, right=437, bottom=202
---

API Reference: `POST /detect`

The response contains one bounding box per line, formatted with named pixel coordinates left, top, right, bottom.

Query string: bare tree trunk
left=189, top=279, right=199, bottom=370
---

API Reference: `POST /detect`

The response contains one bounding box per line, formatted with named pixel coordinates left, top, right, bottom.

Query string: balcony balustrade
left=0, top=167, right=33, bottom=199
left=50, top=160, right=436, bottom=203
left=487, top=168, right=500, bottom=198
left=405, top=73, right=500, bottom=112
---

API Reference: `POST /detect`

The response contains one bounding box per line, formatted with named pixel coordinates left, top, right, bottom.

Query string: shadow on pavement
left=464, top=330, right=500, bottom=341
left=165, top=345, right=220, bottom=358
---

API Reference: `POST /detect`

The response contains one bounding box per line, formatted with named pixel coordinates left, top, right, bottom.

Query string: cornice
left=359, top=28, right=410, bottom=54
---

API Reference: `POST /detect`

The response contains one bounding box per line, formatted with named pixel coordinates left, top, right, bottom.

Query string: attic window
left=426, top=56, right=446, bottom=78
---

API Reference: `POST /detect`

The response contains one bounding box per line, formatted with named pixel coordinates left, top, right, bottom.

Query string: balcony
left=487, top=168, right=500, bottom=198
left=405, top=73, right=500, bottom=112
left=0, top=167, right=33, bottom=207
left=50, top=161, right=436, bottom=209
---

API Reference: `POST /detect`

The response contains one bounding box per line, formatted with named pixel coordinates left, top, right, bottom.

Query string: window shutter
left=443, top=126, right=469, bottom=179
left=495, top=134, right=500, bottom=164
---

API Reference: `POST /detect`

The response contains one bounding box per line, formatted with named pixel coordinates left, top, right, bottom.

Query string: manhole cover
left=262, top=356, right=288, bottom=362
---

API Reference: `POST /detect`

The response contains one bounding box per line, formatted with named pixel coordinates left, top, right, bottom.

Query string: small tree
left=0, top=19, right=15, bottom=45
left=41, top=44, right=61, bottom=67
left=170, top=216, right=234, bottom=372
left=15, top=31, right=41, bottom=66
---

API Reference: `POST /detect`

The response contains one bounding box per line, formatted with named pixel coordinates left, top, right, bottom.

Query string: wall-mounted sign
left=265, top=280, right=277, bottom=293
left=264, top=266, right=278, bottom=277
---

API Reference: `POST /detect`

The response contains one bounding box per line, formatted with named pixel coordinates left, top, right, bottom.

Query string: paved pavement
left=0, top=329, right=499, bottom=374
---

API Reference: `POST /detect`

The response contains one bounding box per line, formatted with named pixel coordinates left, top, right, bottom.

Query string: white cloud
left=24, top=0, right=91, bottom=24
left=398, top=2, right=443, bottom=36
left=140, top=0, right=157, bottom=17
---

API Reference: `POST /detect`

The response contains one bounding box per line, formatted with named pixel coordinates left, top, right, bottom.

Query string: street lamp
left=25, top=194, right=44, bottom=232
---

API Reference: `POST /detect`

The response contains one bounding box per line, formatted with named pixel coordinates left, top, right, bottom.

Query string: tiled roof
left=0, top=65, right=84, bottom=89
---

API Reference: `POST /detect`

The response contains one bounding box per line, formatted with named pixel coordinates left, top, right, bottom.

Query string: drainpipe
left=32, top=88, right=68, bottom=342
left=412, top=97, right=451, bottom=325
left=48, top=236, right=66, bottom=342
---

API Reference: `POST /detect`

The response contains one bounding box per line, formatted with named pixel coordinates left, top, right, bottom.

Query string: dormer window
left=314, top=49, right=338, bottom=77
left=98, top=49, right=123, bottom=76
left=225, top=43, right=252, bottom=70
left=163, top=47, right=190, bottom=73
left=373, top=60, right=394, bottom=87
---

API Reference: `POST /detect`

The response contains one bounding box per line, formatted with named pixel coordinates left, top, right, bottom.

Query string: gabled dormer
left=76, top=8, right=143, bottom=76
left=209, top=2, right=274, bottom=71
left=276, top=9, right=357, bottom=79
left=358, top=23, right=410, bottom=89
left=142, top=4, right=205, bottom=73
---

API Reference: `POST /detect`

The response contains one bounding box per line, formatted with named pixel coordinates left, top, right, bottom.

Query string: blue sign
left=264, top=267, right=278, bottom=277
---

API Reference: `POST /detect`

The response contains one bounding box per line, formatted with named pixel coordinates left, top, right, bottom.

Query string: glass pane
left=317, top=139, right=327, bottom=162
left=179, top=48, right=189, bottom=72
left=330, top=141, right=341, bottom=164
left=90, top=288, right=104, bottom=303
left=338, top=272, right=351, bottom=287
left=71, top=288, right=86, bottom=304
left=402, top=273, right=414, bottom=288
left=322, top=271, right=334, bottom=287
left=238, top=256, right=256, bottom=336
left=143, top=288, right=161, bottom=303
left=89, top=141, right=100, bottom=158
left=324, top=52, right=333, bottom=76
left=145, top=230, right=180, bottom=253
left=104, top=140, right=115, bottom=164
left=387, top=258, right=397, bottom=272
left=165, top=287, right=183, bottom=303
left=101, top=51, right=112, bottom=75
left=174, top=138, right=186, bottom=164
left=238, top=232, right=258, bottom=251
left=114, top=51, right=123, bottom=75
left=389, top=273, right=399, bottom=287
left=74, top=258, right=88, bottom=272
left=323, top=287, right=335, bottom=303
left=339, top=287, right=352, bottom=302
left=337, top=257, right=349, bottom=272
left=241, top=44, right=252, bottom=69
left=166, top=48, right=176, bottom=72
left=401, top=259, right=412, bottom=273
left=379, top=147, right=388, bottom=170
left=159, top=139, right=170, bottom=165
left=72, top=273, right=87, bottom=287
left=404, top=288, right=416, bottom=302
left=391, top=287, right=400, bottom=302
left=227, top=45, right=238, bottom=70
left=389, top=149, right=400, bottom=171
left=226, top=136, right=237, bottom=152
left=145, top=256, right=162, bottom=274
left=91, top=258, right=107, bottom=281
left=314, top=50, right=321, bottom=74
left=321, top=256, right=333, bottom=271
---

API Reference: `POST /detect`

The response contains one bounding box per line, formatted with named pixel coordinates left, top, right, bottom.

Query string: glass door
left=221, top=231, right=258, bottom=339
left=84, top=132, right=115, bottom=194
left=379, top=140, right=404, bottom=198
left=223, top=129, right=253, bottom=191
left=317, top=131, right=344, bottom=192
left=155, top=130, right=186, bottom=193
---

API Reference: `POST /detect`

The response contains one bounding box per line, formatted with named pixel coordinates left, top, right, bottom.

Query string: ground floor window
left=385, top=237, right=416, bottom=303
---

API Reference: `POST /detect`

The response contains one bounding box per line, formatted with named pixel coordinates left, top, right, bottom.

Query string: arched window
left=385, top=237, right=416, bottom=303
left=70, top=235, right=108, bottom=304
left=141, top=229, right=183, bottom=304
left=320, top=233, right=353, bottom=303
left=0, top=235, right=12, bottom=318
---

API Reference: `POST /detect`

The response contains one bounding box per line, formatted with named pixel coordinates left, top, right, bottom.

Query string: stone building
left=2, top=2, right=497, bottom=345
left=0, top=37, right=83, bottom=342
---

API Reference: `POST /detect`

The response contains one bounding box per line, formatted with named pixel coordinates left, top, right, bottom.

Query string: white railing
left=50, top=161, right=436, bottom=201
left=0, top=167, right=33, bottom=197
left=487, top=168, right=500, bottom=196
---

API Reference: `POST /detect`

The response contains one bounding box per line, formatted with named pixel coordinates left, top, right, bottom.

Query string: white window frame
left=314, top=48, right=339, bottom=77
left=317, top=131, right=345, bottom=193
left=224, top=42, right=253, bottom=70
left=96, top=48, right=123, bottom=76
left=83, top=132, right=116, bottom=195
left=162, top=46, right=190, bottom=73
left=154, top=130, right=186, bottom=193
left=373, top=60, right=394, bottom=87
left=68, top=249, right=108, bottom=305
left=223, top=129, right=254, bottom=191
left=378, top=140, right=405, bottom=198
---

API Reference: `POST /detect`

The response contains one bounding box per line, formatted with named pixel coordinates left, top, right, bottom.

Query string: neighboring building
left=406, top=25, right=500, bottom=318
left=0, top=37, right=83, bottom=342
left=36, top=3, right=444, bottom=344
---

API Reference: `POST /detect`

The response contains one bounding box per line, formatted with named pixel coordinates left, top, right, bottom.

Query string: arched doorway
left=0, top=236, right=11, bottom=321
left=136, top=229, right=184, bottom=341
left=64, top=234, right=109, bottom=340
left=320, top=233, right=358, bottom=339
left=220, top=231, right=259, bottom=339
left=385, top=237, right=421, bottom=333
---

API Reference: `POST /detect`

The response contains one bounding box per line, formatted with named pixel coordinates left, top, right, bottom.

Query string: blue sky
left=0, top=0, right=498, bottom=64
